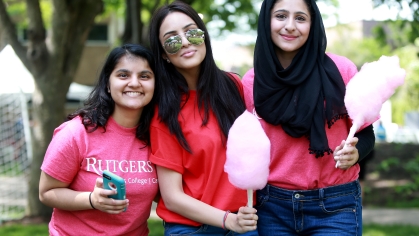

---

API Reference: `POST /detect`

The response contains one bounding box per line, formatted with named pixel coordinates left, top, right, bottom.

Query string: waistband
left=258, top=180, right=360, bottom=201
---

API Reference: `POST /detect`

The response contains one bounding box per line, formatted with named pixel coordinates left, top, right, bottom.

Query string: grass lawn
left=1, top=219, right=419, bottom=235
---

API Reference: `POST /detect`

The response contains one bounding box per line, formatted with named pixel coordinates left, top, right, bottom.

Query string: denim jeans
left=163, top=221, right=259, bottom=236
left=256, top=180, right=362, bottom=236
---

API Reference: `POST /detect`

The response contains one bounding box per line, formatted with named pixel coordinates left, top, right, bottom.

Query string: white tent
left=0, top=45, right=93, bottom=101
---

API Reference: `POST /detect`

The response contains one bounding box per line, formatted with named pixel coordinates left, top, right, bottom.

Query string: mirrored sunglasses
left=163, top=29, right=205, bottom=55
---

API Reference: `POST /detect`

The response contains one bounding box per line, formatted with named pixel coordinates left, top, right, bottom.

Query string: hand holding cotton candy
left=225, top=110, right=270, bottom=207
left=337, top=56, right=406, bottom=167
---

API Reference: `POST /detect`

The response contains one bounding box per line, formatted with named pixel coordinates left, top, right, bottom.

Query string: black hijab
left=253, top=0, right=348, bottom=157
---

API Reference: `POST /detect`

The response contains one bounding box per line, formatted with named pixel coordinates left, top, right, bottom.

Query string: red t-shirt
left=150, top=75, right=249, bottom=226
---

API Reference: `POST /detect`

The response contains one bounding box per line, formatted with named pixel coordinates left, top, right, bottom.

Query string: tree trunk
left=27, top=72, right=68, bottom=219
left=122, top=0, right=142, bottom=44
left=0, top=0, right=103, bottom=221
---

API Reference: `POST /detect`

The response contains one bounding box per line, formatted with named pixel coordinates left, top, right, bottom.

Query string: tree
left=373, top=0, right=419, bottom=22
left=390, top=43, right=419, bottom=124
left=371, top=1, right=419, bottom=124
left=372, top=0, right=419, bottom=45
left=119, top=0, right=260, bottom=45
left=0, top=0, right=103, bottom=221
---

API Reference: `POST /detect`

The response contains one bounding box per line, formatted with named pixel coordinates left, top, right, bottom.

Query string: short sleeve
left=149, top=123, right=185, bottom=174
left=41, top=120, right=83, bottom=184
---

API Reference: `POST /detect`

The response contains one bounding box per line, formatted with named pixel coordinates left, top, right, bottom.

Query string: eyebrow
left=115, top=69, right=130, bottom=73
left=115, top=69, right=154, bottom=75
left=163, top=23, right=197, bottom=38
left=273, top=9, right=309, bottom=17
left=140, top=70, right=154, bottom=75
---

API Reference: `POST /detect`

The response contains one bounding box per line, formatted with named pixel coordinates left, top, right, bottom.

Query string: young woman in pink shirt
left=39, top=44, right=158, bottom=236
left=242, top=0, right=375, bottom=235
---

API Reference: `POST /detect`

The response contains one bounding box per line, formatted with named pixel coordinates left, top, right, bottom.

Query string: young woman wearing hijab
left=148, top=1, right=258, bottom=235
left=39, top=44, right=158, bottom=236
left=242, top=0, right=375, bottom=235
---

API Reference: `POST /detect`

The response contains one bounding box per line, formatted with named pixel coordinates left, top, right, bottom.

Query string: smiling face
left=270, top=0, right=311, bottom=61
left=159, top=11, right=206, bottom=74
left=108, top=54, right=155, bottom=119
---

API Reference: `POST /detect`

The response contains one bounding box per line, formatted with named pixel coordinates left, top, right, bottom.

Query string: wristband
left=222, top=210, right=231, bottom=230
left=89, top=192, right=96, bottom=210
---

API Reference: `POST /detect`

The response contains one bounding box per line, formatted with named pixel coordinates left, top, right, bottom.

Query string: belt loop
left=266, top=184, right=270, bottom=194
left=319, top=188, right=324, bottom=200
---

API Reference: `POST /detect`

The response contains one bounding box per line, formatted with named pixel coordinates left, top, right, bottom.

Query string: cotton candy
left=344, top=55, right=406, bottom=140
left=225, top=110, right=270, bottom=206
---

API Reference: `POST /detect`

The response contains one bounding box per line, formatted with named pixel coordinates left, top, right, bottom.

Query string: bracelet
left=222, top=210, right=230, bottom=230
left=89, top=192, right=96, bottom=210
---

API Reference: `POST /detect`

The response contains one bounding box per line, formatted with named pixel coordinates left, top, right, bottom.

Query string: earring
left=166, top=58, right=170, bottom=63
left=107, top=87, right=110, bottom=93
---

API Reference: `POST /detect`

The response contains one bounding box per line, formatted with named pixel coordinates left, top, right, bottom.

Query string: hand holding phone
left=102, top=170, right=127, bottom=211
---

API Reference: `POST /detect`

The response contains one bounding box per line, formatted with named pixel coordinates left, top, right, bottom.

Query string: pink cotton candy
left=344, top=55, right=406, bottom=140
left=225, top=110, right=270, bottom=191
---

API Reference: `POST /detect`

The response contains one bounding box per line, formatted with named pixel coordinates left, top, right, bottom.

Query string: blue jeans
left=256, top=180, right=362, bottom=236
left=163, top=222, right=259, bottom=236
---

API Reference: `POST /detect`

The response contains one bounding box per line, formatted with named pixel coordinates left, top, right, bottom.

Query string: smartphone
left=102, top=170, right=127, bottom=211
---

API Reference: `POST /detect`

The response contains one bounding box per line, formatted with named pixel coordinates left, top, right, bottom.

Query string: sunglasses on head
left=163, top=28, right=205, bottom=55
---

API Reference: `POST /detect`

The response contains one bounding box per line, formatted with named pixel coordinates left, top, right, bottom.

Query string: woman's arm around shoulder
left=326, top=53, right=358, bottom=85
left=241, top=68, right=255, bottom=112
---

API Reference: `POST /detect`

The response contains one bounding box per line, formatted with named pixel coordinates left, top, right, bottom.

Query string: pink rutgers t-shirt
left=41, top=116, right=158, bottom=236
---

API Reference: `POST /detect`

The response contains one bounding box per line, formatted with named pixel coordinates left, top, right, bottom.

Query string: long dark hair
left=67, top=44, right=157, bottom=146
left=149, top=1, right=245, bottom=152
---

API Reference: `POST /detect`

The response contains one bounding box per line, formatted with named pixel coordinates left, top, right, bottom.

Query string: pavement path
left=362, top=208, right=419, bottom=226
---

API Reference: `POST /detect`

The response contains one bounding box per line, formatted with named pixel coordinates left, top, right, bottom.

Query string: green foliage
left=0, top=219, right=164, bottom=236
left=4, top=0, right=52, bottom=29
left=372, top=0, right=419, bottom=47
left=375, top=154, right=419, bottom=196
left=395, top=155, right=419, bottom=195
left=0, top=224, right=48, bottom=236
left=373, top=20, right=419, bottom=48
left=377, top=157, right=400, bottom=172
left=192, top=0, right=258, bottom=35
left=364, top=224, right=419, bottom=236
left=3, top=0, right=26, bottom=28
left=390, top=44, right=419, bottom=124
left=373, top=0, right=419, bottom=22
left=148, top=219, right=164, bottom=236
left=327, top=36, right=392, bottom=68
left=100, top=0, right=260, bottom=39
left=328, top=22, right=419, bottom=126
left=101, top=0, right=125, bottom=19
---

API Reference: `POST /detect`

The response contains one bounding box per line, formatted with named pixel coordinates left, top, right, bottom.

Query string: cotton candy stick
left=225, top=110, right=270, bottom=207
left=336, top=56, right=406, bottom=168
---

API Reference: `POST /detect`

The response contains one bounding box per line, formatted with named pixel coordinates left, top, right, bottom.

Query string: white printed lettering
left=129, top=161, right=137, bottom=172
